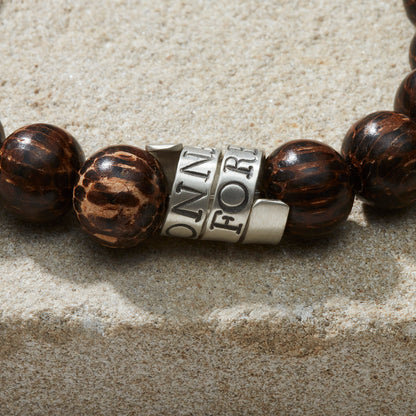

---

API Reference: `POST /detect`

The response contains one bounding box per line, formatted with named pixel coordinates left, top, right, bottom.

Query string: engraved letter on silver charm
left=202, top=145, right=263, bottom=243
left=161, top=146, right=220, bottom=239
left=154, top=143, right=290, bottom=245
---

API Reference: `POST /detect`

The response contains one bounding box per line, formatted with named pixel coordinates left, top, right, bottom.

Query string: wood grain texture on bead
left=410, top=33, right=416, bottom=70
left=262, top=140, right=354, bottom=239
left=73, top=145, right=167, bottom=248
left=0, top=123, right=85, bottom=222
left=341, top=111, right=416, bottom=209
left=404, top=0, right=416, bottom=25
left=394, top=69, right=416, bottom=119
left=0, top=120, right=5, bottom=145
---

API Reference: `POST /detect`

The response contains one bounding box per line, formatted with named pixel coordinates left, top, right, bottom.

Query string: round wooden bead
left=262, top=140, right=354, bottom=239
left=404, top=0, right=416, bottom=25
left=410, top=33, right=416, bottom=70
left=0, top=120, right=5, bottom=145
left=0, top=123, right=85, bottom=222
left=394, top=69, right=416, bottom=119
left=341, top=111, right=416, bottom=209
left=73, top=145, right=167, bottom=248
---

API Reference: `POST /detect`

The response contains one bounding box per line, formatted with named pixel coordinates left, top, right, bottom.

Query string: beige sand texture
left=1, top=0, right=416, bottom=414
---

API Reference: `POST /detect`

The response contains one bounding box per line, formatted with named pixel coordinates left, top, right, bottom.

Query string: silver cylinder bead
left=201, top=145, right=263, bottom=243
left=160, top=145, right=220, bottom=239
left=146, top=143, right=290, bottom=245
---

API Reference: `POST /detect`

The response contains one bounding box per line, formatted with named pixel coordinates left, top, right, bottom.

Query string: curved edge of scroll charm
left=241, top=199, right=289, bottom=245
left=159, top=145, right=221, bottom=239
left=146, top=143, right=184, bottom=190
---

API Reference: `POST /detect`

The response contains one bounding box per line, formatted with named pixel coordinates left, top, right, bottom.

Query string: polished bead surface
left=394, top=69, right=416, bottom=119
left=0, top=123, right=85, bottom=222
left=404, top=0, right=416, bottom=25
left=262, top=140, right=354, bottom=239
left=341, top=111, right=416, bottom=209
left=410, top=33, right=416, bottom=70
left=0, top=120, right=5, bottom=144
left=73, top=145, right=167, bottom=248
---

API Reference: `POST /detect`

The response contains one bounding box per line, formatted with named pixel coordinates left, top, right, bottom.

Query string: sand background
left=1, top=0, right=416, bottom=414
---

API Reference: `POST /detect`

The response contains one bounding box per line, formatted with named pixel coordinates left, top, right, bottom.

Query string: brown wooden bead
left=341, top=111, right=416, bottom=209
left=0, top=123, right=85, bottom=222
left=404, top=0, right=416, bottom=25
left=410, top=33, right=416, bottom=70
left=73, top=145, right=167, bottom=248
left=262, top=140, right=354, bottom=239
left=394, top=69, right=416, bottom=119
left=0, top=121, right=5, bottom=145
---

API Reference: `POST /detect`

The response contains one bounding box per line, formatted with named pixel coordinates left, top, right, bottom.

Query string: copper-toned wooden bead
left=394, top=69, right=416, bottom=119
left=404, top=0, right=416, bottom=25
left=262, top=140, right=354, bottom=239
left=0, top=123, right=85, bottom=222
left=73, top=145, right=168, bottom=248
left=341, top=111, right=416, bottom=209
left=410, top=33, right=416, bottom=70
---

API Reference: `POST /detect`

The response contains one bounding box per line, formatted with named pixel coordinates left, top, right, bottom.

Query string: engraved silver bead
left=202, top=145, right=263, bottom=243
left=161, top=145, right=220, bottom=239
left=147, top=142, right=290, bottom=245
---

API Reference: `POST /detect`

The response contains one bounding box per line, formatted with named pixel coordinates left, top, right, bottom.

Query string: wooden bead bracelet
left=1, top=2, right=416, bottom=249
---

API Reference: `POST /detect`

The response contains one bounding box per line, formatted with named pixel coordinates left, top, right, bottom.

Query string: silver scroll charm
left=202, top=145, right=262, bottom=243
left=160, top=145, right=220, bottom=239
left=147, top=143, right=289, bottom=245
